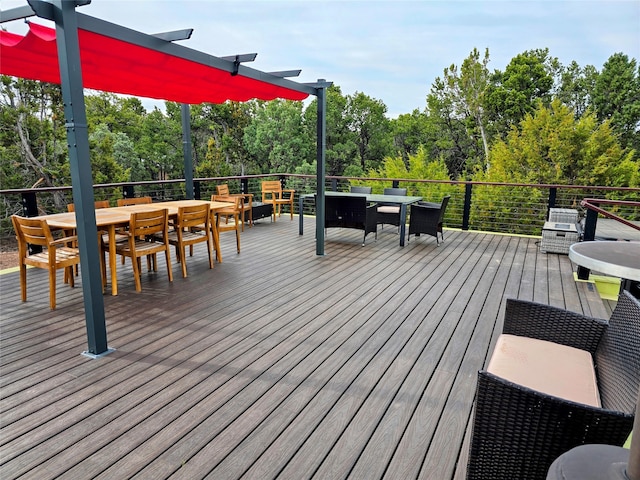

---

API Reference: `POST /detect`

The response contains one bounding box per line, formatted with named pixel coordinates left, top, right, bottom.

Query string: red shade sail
left=0, top=22, right=310, bottom=104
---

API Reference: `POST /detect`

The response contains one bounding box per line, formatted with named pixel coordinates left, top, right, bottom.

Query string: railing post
left=547, top=187, right=557, bottom=220
left=462, top=183, right=473, bottom=231
left=194, top=181, right=201, bottom=200
left=21, top=192, right=42, bottom=254
left=240, top=177, right=249, bottom=195
left=123, top=185, right=134, bottom=199
left=392, top=180, right=399, bottom=188
left=330, top=179, right=338, bottom=192
left=577, top=204, right=600, bottom=280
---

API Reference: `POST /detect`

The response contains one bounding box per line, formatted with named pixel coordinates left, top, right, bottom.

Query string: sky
left=2, top=0, right=639, bottom=118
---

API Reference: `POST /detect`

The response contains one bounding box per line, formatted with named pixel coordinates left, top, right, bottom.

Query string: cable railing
left=1, top=174, right=638, bottom=239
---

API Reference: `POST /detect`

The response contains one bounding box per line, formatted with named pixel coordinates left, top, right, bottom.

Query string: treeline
left=1, top=48, right=638, bottom=193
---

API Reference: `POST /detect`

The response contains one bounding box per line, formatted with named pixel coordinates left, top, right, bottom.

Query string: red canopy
left=0, top=22, right=310, bottom=104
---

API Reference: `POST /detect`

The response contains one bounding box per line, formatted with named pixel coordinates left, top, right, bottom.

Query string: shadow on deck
left=0, top=215, right=608, bottom=479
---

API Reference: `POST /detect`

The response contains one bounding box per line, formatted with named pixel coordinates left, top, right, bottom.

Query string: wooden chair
left=211, top=194, right=241, bottom=257
left=216, top=184, right=253, bottom=230
left=67, top=200, right=111, bottom=275
left=111, top=209, right=173, bottom=292
left=165, top=202, right=213, bottom=278
left=117, top=196, right=153, bottom=207
left=261, top=180, right=295, bottom=221
left=376, top=187, right=407, bottom=230
left=67, top=200, right=110, bottom=212
left=11, top=215, right=81, bottom=310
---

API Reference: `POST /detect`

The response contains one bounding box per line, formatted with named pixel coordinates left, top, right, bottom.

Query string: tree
left=0, top=76, right=68, bottom=209
left=592, top=53, right=640, bottom=154
left=479, top=99, right=637, bottom=187
left=344, top=91, right=392, bottom=171
left=485, top=48, right=557, bottom=135
left=304, top=85, right=359, bottom=176
left=243, top=99, right=313, bottom=173
left=426, top=48, right=492, bottom=174
left=390, top=109, right=430, bottom=162
left=556, top=61, right=598, bottom=118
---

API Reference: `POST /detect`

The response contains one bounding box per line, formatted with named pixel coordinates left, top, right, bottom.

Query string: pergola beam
left=151, top=28, right=193, bottom=42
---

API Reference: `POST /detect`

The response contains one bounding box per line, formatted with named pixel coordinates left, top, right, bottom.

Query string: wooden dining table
left=37, top=199, right=233, bottom=296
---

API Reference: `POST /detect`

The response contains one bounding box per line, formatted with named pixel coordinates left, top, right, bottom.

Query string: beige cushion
left=487, top=334, right=600, bottom=407
left=377, top=206, right=399, bottom=214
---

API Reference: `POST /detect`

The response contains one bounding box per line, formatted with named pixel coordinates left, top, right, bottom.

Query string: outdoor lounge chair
left=407, top=196, right=450, bottom=245
left=376, top=187, right=407, bottom=230
left=324, top=194, right=377, bottom=246
left=466, top=290, right=640, bottom=480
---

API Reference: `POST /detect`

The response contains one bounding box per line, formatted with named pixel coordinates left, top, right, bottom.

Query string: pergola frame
left=1, top=0, right=331, bottom=356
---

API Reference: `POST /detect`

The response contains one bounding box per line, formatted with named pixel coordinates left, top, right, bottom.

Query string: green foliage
left=592, top=53, right=640, bottom=153
left=480, top=99, right=637, bottom=187
left=366, top=147, right=456, bottom=200
left=244, top=99, right=313, bottom=174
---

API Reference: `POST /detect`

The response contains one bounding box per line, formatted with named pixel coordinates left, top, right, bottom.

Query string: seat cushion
left=377, top=205, right=400, bottom=214
left=487, top=334, right=600, bottom=407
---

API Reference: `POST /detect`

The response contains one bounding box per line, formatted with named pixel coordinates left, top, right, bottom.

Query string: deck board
left=0, top=216, right=611, bottom=479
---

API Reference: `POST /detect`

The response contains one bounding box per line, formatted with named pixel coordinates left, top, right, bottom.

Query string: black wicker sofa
left=324, top=194, right=377, bottom=246
left=467, top=290, right=640, bottom=480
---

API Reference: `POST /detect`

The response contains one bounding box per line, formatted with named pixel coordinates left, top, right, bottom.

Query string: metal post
left=21, top=192, right=42, bottom=254
left=462, top=183, right=473, bottom=231
left=315, top=82, right=327, bottom=256
left=547, top=187, right=557, bottom=220
left=45, top=0, right=110, bottom=356
left=122, top=184, right=134, bottom=199
left=181, top=103, right=194, bottom=199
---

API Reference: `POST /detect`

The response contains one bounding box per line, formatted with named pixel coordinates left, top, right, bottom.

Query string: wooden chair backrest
left=117, top=196, right=153, bottom=207
left=129, top=209, right=168, bottom=238
left=67, top=200, right=110, bottom=212
left=12, top=215, right=54, bottom=248
left=216, top=184, right=231, bottom=196
left=177, top=203, right=210, bottom=230
left=212, top=195, right=242, bottom=212
left=262, top=180, right=282, bottom=194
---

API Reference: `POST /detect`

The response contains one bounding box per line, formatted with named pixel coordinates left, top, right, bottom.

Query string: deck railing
left=1, top=174, right=638, bottom=238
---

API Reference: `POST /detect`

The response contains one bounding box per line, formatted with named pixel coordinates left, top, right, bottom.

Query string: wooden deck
left=0, top=215, right=609, bottom=480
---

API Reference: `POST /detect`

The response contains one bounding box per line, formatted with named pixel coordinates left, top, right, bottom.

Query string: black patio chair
left=376, top=187, right=407, bottom=230
left=466, top=290, right=640, bottom=480
left=407, top=196, right=450, bottom=245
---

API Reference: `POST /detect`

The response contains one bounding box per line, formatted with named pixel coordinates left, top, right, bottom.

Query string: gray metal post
left=181, top=103, right=194, bottom=199
left=45, top=0, right=109, bottom=356
left=315, top=82, right=327, bottom=256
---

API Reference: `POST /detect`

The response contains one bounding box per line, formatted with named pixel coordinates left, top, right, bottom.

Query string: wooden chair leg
left=180, top=247, right=187, bottom=278
left=49, top=267, right=56, bottom=310
left=19, top=264, right=27, bottom=302
left=132, top=255, right=142, bottom=292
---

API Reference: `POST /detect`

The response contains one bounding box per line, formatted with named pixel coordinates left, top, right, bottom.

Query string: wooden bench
left=467, top=290, right=640, bottom=480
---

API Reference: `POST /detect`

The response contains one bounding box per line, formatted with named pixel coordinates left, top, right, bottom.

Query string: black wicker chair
left=467, top=290, right=640, bottom=480
left=376, top=187, right=407, bottom=230
left=407, top=196, right=450, bottom=245
left=350, top=185, right=372, bottom=194
left=325, top=195, right=377, bottom=246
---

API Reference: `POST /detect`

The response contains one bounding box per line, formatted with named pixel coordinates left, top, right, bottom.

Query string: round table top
left=569, top=241, right=640, bottom=281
